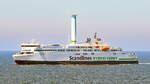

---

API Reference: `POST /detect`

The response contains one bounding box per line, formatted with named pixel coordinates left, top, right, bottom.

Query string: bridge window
left=21, top=45, right=40, bottom=47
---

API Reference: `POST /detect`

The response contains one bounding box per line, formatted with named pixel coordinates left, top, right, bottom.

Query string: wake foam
left=139, top=63, right=150, bottom=64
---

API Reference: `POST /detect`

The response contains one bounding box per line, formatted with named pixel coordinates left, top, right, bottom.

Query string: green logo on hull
left=92, top=57, right=117, bottom=60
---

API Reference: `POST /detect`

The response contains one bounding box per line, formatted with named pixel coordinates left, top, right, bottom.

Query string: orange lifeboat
left=95, top=46, right=99, bottom=48
left=101, top=46, right=110, bottom=51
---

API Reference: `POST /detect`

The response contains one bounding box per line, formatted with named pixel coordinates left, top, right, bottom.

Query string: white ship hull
left=13, top=51, right=138, bottom=65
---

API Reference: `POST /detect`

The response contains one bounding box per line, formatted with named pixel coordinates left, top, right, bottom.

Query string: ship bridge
left=21, top=39, right=40, bottom=53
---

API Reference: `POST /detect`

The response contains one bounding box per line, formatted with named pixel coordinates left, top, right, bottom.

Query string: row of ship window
left=21, top=45, right=40, bottom=47
left=36, top=49, right=106, bottom=52
left=36, top=49, right=121, bottom=52
left=75, top=53, right=94, bottom=55
left=74, top=53, right=124, bottom=55
left=20, top=52, right=124, bottom=55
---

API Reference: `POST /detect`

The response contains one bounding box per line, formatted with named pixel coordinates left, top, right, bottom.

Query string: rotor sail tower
left=71, top=15, right=77, bottom=44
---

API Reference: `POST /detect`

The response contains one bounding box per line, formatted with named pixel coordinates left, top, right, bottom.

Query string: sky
left=0, top=0, right=150, bottom=51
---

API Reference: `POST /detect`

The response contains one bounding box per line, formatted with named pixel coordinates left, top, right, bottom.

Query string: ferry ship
left=13, top=15, right=138, bottom=65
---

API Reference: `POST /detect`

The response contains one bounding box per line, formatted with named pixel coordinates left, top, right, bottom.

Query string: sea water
left=0, top=51, right=150, bottom=84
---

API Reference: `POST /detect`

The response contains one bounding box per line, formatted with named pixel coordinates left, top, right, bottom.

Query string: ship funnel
left=71, top=15, right=77, bottom=44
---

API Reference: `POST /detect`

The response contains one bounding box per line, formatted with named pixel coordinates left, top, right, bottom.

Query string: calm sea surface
left=0, top=51, right=150, bottom=84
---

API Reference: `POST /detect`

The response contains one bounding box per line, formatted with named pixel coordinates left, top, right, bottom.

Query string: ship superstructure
left=13, top=15, right=138, bottom=65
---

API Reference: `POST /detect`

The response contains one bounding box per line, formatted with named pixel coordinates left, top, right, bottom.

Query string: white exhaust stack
left=71, top=15, right=77, bottom=44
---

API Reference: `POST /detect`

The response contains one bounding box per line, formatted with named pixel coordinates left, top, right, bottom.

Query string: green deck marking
left=92, top=57, right=118, bottom=60
left=72, top=40, right=77, bottom=42
left=119, top=58, right=138, bottom=60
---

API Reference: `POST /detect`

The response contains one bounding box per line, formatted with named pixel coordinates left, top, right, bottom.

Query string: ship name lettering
left=69, top=56, right=92, bottom=60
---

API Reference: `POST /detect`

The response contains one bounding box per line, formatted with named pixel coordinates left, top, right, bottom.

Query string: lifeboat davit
left=94, top=42, right=99, bottom=48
